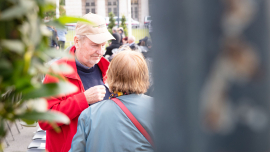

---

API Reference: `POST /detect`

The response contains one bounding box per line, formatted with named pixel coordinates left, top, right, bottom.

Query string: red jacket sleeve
left=38, top=75, right=89, bottom=130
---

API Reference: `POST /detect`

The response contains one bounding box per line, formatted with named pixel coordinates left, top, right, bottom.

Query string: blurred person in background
left=105, top=27, right=121, bottom=56
left=47, top=26, right=58, bottom=48
left=122, top=36, right=128, bottom=45
left=39, top=13, right=115, bottom=152
left=138, top=36, right=149, bottom=46
left=118, top=27, right=125, bottom=45
left=56, top=27, right=67, bottom=50
left=70, top=49, right=154, bottom=152
left=128, top=35, right=140, bottom=51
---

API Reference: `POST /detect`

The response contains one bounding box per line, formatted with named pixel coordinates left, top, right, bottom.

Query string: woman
left=69, top=49, right=154, bottom=152
left=122, top=36, right=128, bottom=45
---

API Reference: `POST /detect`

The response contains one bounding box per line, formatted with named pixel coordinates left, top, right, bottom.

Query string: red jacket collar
left=63, top=46, right=110, bottom=83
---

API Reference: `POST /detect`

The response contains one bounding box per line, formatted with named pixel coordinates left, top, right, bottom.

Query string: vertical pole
left=127, top=0, right=132, bottom=36
left=117, top=0, right=120, bottom=27
left=56, top=0, right=60, bottom=18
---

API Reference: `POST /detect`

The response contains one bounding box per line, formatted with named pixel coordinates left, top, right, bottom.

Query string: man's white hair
left=128, top=36, right=135, bottom=43
left=75, top=35, right=87, bottom=43
left=112, top=27, right=118, bottom=32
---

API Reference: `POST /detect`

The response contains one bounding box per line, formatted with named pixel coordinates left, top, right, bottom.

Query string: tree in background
left=60, top=0, right=65, bottom=5
left=0, top=0, right=92, bottom=151
left=45, top=2, right=66, bottom=20
left=108, top=12, right=115, bottom=34
left=120, top=15, right=128, bottom=36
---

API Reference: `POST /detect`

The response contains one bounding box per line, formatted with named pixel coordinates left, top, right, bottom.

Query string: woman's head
left=107, top=49, right=149, bottom=94
left=118, top=27, right=124, bottom=34
left=122, top=37, right=128, bottom=44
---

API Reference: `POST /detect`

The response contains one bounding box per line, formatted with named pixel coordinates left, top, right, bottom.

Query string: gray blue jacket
left=69, top=94, right=154, bottom=152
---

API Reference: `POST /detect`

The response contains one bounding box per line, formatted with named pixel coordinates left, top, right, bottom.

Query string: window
left=131, top=1, right=139, bottom=20
left=113, top=8, right=117, bottom=15
left=85, top=0, right=95, bottom=15
left=135, top=7, right=138, bottom=18
left=91, top=8, right=95, bottom=13
left=131, top=7, right=133, bottom=18
left=107, top=1, right=118, bottom=17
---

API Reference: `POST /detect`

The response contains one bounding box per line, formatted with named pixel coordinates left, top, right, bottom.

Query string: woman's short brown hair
left=106, top=49, right=149, bottom=94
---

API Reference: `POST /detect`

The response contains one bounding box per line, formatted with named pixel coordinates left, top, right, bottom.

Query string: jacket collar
left=63, top=46, right=110, bottom=83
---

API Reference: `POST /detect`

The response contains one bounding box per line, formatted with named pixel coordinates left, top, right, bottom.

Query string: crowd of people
left=104, top=26, right=152, bottom=62
left=39, top=12, right=154, bottom=152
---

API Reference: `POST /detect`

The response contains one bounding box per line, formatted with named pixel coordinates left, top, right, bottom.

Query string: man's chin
left=90, top=59, right=101, bottom=65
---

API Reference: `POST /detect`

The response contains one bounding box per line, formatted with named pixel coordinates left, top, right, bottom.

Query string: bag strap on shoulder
left=111, top=98, right=154, bottom=147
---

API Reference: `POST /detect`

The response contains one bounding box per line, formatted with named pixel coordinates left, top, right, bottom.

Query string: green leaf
left=0, top=0, right=35, bottom=20
left=0, top=58, right=12, bottom=69
left=50, top=63, right=74, bottom=75
left=20, top=119, right=36, bottom=126
left=19, top=111, right=70, bottom=124
left=0, top=6, right=27, bottom=20
left=57, top=16, right=94, bottom=25
left=43, top=3, right=56, bottom=12
left=14, top=75, right=33, bottom=91
left=1, top=40, right=24, bottom=54
left=22, top=81, right=78, bottom=100
left=29, top=17, right=42, bottom=46
left=43, top=49, right=73, bottom=59
left=40, top=24, right=52, bottom=36
left=45, top=20, right=66, bottom=29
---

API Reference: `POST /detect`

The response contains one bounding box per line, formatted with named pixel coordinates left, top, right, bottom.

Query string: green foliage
left=0, top=0, right=91, bottom=150
left=60, top=0, right=65, bottom=5
left=59, top=5, right=66, bottom=16
left=108, top=12, right=115, bottom=34
left=120, top=15, right=128, bottom=36
left=45, top=5, right=66, bottom=20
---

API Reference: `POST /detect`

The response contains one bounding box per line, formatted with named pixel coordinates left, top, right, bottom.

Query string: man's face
left=75, top=36, right=106, bottom=68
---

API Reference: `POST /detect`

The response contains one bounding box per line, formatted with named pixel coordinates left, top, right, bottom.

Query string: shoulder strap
left=111, top=98, right=154, bottom=147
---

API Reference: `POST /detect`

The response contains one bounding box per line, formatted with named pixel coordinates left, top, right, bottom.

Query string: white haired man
left=128, top=35, right=140, bottom=51
left=39, top=13, right=115, bottom=152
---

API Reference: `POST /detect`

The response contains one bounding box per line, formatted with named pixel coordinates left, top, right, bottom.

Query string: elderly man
left=128, top=35, right=140, bottom=51
left=39, top=13, right=115, bottom=152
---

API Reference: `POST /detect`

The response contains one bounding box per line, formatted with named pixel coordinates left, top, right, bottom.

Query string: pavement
left=3, top=121, right=40, bottom=152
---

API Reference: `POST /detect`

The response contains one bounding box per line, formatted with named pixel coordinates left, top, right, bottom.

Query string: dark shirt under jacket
left=75, top=59, right=111, bottom=102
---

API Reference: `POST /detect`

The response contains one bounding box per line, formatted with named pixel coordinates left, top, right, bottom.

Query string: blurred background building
left=65, top=0, right=150, bottom=25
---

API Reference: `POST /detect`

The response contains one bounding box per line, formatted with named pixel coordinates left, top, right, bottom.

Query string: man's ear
left=74, top=36, right=80, bottom=49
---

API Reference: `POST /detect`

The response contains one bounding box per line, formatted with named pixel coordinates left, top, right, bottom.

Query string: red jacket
left=38, top=46, right=110, bottom=152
